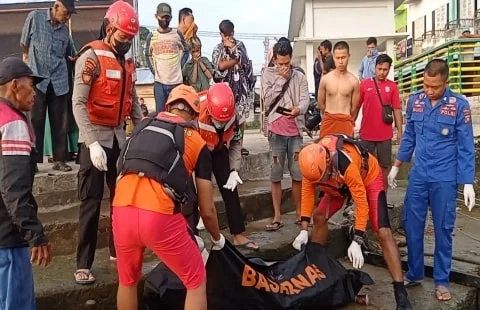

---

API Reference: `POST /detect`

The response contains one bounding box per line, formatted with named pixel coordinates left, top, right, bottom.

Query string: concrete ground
left=30, top=130, right=480, bottom=309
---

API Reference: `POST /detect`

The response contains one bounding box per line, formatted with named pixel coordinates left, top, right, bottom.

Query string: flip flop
left=74, top=269, right=96, bottom=285
left=404, top=278, right=422, bottom=288
left=266, top=221, right=284, bottom=231
left=435, top=286, right=452, bottom=301
left=234, top=241, right=259, bottom=251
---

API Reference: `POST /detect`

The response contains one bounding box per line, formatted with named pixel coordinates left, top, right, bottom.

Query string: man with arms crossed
left=318, top=41, right=359, bottom=137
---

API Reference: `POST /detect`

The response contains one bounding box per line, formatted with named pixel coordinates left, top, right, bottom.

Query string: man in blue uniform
left=388, top=59, right=476, bottom=302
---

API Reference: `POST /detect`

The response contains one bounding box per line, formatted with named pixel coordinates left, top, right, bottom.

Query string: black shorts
left=361, top=139, right=392, bottom=169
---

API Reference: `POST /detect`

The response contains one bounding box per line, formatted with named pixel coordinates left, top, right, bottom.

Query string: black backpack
left=117, top=115, right=195, bottom=211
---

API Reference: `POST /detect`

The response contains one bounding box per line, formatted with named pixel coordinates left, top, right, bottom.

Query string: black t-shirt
left=194, top=145, right=213, bottom=180
left=323, top=55, right=335, bottom=72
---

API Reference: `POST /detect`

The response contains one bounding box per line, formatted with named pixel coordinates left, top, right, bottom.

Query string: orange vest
left=197, top=102, right=237, bottom=151
left=83, top=40, right=136, bottom=127
left=317, top=135, right=369, bottom=197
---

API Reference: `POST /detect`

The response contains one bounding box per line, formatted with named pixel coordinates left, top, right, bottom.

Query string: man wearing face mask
left=145, top=3, right=189, bottom=113
left=358, top=37, right=379, bottom=80
left=71, top=0, right=143, bottom=285
left=197, top=83, right=259, bottom=250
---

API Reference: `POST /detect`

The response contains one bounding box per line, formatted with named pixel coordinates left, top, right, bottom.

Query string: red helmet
left=206, top=83, right=235, bottom=122
left=105, top=1, right=139, bottom=36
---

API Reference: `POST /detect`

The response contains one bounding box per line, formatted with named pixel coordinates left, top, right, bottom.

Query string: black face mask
left=114, top=39, right=131, bottom=55
left=158, top=19, right=170, bottom=29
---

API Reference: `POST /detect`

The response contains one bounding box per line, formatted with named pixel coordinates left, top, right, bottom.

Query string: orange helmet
left=105, top=1, right=139, bottom=36
left=298, top=143, right=328, bottom=183
left=165, top=84, right=200, bottom=114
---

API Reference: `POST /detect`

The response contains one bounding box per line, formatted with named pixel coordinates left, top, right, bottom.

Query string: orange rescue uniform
left=113, top=113, right=207, bottom=214
left=301, top=143, right=383, bottom=233
left=197, top=99, right=237, bottom=150
left=83, top=40, right=136, bottom=127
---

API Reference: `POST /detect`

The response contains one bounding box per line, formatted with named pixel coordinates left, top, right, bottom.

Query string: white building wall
left=406, top=0, right=449, bottom=32
left=312, top=0, right=394, bottom=38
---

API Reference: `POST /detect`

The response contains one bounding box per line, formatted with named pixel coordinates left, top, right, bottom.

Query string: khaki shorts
left=361, top=139, right=392, bottom=169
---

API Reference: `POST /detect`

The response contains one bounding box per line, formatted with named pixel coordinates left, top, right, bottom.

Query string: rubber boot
left=393, top=282, right=413, bottom=310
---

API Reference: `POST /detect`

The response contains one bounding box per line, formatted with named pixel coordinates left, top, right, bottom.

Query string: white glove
left=464, top=184, right=476, bottom=212
left=292, top=230, right=309, bottom=251
left=388, top=166, right=399, bottom=189
left=194, top=235, right=205, bottom=252
left=211, top=234, right=226, bottom=251
left=223, top=170, right=243, bottom=192
left=347, top=241, right=364, bottom=269
left=88, top=141, right=108, bottom=171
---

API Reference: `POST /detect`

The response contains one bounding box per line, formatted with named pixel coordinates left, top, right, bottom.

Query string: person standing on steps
left=145, top=3, right=189, bottom=112
left=72, top=1, right=143, bottom=285
left=20, top=0, right=77, bottom=172
left=388, top=59, right=476, bottom=302
left=352, top=54, right=403, bottom=191
left=212, top=19, right=255, bottom=157
left=261, top=39, right=308, bottom=231
left=197, top=83, right=259, bottom=250
left=0, top=57, right=52, bottom=310
left=317, top=41, right=360, bottom=138
left=293, top=135, right=412, bottom=310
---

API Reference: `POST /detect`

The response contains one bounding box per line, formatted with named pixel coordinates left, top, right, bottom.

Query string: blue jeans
left=0, top=247, right=35, bottom=310
left=154, top=82, right=179, bottom=112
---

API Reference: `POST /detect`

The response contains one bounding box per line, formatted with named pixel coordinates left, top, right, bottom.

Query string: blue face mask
left=369, top=48, right=379, bottom=57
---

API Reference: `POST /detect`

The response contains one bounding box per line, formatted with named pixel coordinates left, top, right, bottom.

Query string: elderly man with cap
left=145, top=2, right=189, bottom=112
left=20, top=0, right=76, bottom=173
left=0, top=57, right=52, bottom=310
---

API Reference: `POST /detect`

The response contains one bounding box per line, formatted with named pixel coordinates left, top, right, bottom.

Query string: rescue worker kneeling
left=197, top=83, right=258, bottom=250
left=112, top=84, right=225, bottom=310
left=292, top=135, right=412, bottom=310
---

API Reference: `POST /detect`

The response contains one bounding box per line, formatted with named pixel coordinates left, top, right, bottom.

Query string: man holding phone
left=358, top=37, right=379, bottom=81
left=261, top=38, right=309, bottom=231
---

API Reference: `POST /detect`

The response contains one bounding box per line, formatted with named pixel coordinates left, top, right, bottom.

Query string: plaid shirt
left=20, top=9, right=70, bottom=96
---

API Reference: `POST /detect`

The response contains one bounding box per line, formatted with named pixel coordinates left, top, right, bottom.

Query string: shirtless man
left=318, top=41, right=360, bottom=138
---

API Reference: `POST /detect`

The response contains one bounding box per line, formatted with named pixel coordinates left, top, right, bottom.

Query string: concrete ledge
left=40, top=178, right=293, bottom=256
left=33, top=151, right=274, bottom=210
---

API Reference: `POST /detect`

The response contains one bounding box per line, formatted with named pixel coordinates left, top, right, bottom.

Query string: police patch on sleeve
left=464, top=108, right=472, bottom=124
left=81, top=57, right=97, bottom=85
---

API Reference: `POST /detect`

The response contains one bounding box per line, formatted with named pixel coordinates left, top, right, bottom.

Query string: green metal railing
left=395, top=39, right=480, bottom=97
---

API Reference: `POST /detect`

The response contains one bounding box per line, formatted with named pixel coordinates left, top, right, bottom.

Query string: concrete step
left=40, top=178, right=293, bottom=256
left=33, top=149, right=274, bottom=211
left=34, top=210, right=476, bottom=310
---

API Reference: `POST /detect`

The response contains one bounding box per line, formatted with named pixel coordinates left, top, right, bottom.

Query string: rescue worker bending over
left=292, top=135, right=412, bottom=310
left=72, top=1, right=143, bottom=284
left=112, top=84, right=225, bottom=310
left=198, top=83, right=258, bottom=250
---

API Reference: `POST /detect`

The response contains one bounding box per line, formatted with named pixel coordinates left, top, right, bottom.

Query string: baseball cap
left=157, top=3, right=172, bottom=17
left=0, top=57, right=45, bottom=86
left=58, top=0, right=76, bottom=14
left=462, top=25, right=471, bottom=34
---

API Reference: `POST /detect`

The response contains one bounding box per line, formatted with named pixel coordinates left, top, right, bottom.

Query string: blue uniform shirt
left=397, top=88, right=475, bottom=184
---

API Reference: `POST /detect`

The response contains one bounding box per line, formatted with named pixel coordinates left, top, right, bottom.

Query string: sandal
left=234, top=241, right=259, bottom=251
left=294, top=219, right=313, bottom=227
left=435, top=285, right=451, bottom=301
left=404, top=278, right=422, bottom=288
left=266, top=221, right=284, bottom=231
left=74, top=269, right=96, bottom=285
left=53, top=161, right=72, bottom=172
